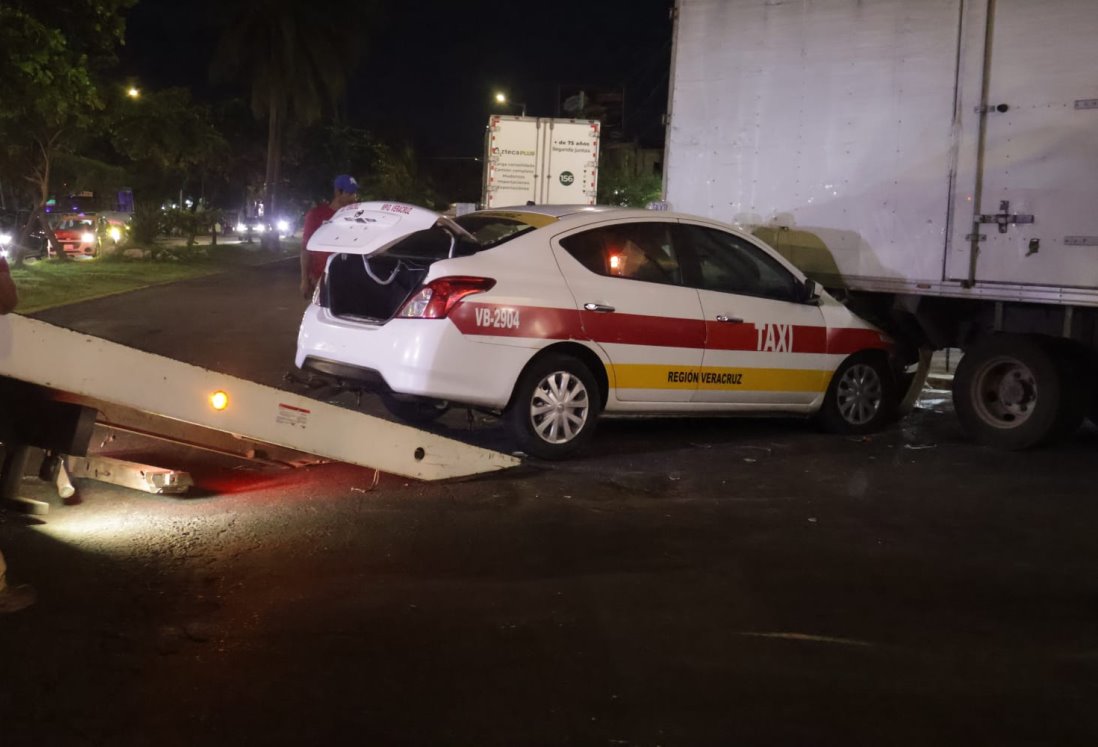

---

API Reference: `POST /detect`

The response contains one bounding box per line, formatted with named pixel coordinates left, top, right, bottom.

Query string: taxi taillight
left=397, top=277, right=496, bottom=319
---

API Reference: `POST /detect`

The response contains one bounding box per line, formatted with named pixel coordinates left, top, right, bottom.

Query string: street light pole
left=493, top=92, right=526, bottom=117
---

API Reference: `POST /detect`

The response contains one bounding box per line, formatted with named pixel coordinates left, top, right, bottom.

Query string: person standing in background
left=299, top=174, right=359, bottom=299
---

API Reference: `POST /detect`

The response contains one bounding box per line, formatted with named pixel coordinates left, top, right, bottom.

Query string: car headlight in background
left=109, top=227, right=122, bottom=242
left=236, top=222, right=247, bottom=232
left=0, top=232, right=11, bottom=245
left=0, top=248, right=9, bottom=259
left=277, top=220, right=290, bottom=233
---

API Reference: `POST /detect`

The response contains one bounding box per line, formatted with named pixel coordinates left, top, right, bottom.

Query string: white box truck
left=663, top=0, right=1098, bottom=449
left=482, top=115, right=600, bottom=208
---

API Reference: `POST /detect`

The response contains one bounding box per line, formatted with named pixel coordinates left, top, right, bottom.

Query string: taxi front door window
left=678, top=225, right=799, bottom=302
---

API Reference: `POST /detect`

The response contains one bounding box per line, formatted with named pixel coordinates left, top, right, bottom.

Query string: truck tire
left=1042, top=339, right=1091, bottom=440
left=952, top=335, right=1062, bottom=450
left=505, top=354, right=600, bottom=460
left=817, top=352, right=895, bottom=435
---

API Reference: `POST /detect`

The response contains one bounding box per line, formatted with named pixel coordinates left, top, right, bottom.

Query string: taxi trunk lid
left=310, top=202, right=466, bottom=323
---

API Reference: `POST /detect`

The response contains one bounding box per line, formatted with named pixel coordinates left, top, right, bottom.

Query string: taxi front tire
left=506, top=354, right=600, bottom=460
left=818, top=352, right=895, bottom=435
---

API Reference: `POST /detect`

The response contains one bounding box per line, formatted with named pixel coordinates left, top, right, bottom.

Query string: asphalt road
left=3, top=258, right=1098, bottom=746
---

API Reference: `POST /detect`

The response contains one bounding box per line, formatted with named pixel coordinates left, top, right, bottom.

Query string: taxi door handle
left=584, top=303, right=616, bottom=313
left=715, top=314, right=744, bottom=324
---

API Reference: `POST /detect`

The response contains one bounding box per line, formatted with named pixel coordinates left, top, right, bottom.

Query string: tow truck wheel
left=506, top=354, right=600, bottom=460
left=379, top=393, right=450, bottom=425
left=818, top=352, right=895, bottom=435
left=953, top=335, right=1062, bottom=450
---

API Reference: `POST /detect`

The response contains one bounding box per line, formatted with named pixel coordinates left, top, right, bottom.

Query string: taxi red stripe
left=449, top=303, right=582, bottom=340
left=704, top=323, right=828, bottom=353
left=580, top=311, right=706, bottom=348
left=450, top=302, right=889, bottom=354
left=827, top=327, right=891, bottom=354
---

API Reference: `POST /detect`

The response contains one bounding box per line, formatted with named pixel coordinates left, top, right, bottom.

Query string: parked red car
left=53, top=216, right=99, bottom=257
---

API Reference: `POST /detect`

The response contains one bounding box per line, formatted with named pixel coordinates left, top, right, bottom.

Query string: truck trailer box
left=663, top=0, right=1098, bottom=450
left=664, top=0, right=1098, bottom=304
left=483, top=115, right=600, bottom=208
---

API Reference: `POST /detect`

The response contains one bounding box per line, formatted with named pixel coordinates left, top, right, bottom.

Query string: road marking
left=735, top=631, right=875, bottom=648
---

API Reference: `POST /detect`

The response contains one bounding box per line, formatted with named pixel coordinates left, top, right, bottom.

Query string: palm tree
left=214, top=0, right=361, bottom=247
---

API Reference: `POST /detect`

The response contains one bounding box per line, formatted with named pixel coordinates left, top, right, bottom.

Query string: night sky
left=119, top=0, right=674, bottom=157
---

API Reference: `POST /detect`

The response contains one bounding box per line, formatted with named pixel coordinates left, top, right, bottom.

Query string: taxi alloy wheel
left=819, top=353, right=894, bottom=435
left=507, top=354, right=600, bottom=459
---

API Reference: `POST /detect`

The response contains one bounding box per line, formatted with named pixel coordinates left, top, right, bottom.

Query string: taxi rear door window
left=559, top=222, right=682, bottom=286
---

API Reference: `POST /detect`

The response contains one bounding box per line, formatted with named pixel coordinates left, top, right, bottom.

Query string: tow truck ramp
left=0, top=315, right=520, bottom=497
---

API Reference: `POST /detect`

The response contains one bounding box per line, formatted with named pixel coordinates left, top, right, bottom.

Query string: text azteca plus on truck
left=296, top=202, right=900, bottom=459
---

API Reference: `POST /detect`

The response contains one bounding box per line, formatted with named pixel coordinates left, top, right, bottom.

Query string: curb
left=925, top=372, right=954, bottom=390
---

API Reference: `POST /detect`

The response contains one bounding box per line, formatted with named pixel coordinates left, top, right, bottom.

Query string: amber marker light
left=210, top=390, right=229, bottom=411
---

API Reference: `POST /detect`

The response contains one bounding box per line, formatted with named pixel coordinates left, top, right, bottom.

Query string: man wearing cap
left=299, top=174, right=359, bottom=299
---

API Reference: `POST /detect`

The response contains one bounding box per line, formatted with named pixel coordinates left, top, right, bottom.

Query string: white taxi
left=296, top=203, right=897, bottom=458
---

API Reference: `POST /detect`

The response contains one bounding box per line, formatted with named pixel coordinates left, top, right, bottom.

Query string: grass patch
left=10, top=241, right=300, bottom=314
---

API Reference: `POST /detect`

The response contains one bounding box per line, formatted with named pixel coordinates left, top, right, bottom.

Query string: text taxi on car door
left=296, top=203, right=898, bottom=459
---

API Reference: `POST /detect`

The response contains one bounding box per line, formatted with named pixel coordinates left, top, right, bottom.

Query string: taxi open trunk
left=308, top=203, right=469, bottom=323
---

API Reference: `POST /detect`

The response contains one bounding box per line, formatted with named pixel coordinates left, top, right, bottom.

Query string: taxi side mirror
left=800, top=278, right=821, bottom=304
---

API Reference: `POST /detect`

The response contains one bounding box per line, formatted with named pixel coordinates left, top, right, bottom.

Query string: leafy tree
left=212, top=100, right=267, bottom=209
left=214, top=0, right=364, bottom=248
left=0, top=0, right=134, bottom=265
left=284, top=123, right=377, bottom=208
left=129, top=203, right=165, bottom=245
left=108, top=88, right=229, bottom=206
left=282, top=124, right=440, bottom=210
left=365, top=140, right=439, bottom=208
left=597, top=166, right=663, bottom=208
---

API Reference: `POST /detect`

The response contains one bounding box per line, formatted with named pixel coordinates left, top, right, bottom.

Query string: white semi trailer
left=663, top=0, right=1098, bottom=448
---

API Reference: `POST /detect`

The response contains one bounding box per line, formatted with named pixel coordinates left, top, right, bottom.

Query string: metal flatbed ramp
left=0, top=315, right=520, bottom=480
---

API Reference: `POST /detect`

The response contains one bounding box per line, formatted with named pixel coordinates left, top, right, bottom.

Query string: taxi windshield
left=56, top=218, right=93, bottom=231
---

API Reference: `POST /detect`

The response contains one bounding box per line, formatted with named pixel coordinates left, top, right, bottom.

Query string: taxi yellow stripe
left=474, top=211, right=560, bottom=228
left=609, top=364, right=831, bottom=392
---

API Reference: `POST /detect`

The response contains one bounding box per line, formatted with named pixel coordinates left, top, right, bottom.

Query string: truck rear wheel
left=1043, top=339, right=1091, bottom=440
left=952, top=335, right=1062, bottom=450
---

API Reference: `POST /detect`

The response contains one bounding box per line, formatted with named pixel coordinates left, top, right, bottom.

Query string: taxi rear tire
left=818, top=352, right=895, bottom=435
left=506, top=354, right=600, bottom=460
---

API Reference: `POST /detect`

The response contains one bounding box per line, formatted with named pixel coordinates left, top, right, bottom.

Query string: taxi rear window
left=383, top=212, right=554, bottom=260
left=453, top=215, right=539, bottom=249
